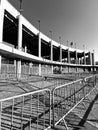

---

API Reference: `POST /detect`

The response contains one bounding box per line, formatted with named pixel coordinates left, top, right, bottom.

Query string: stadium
left=0, top=0, right=98, bottom=130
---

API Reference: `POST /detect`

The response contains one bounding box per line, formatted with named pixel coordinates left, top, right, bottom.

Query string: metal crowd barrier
left=0, top=89, right=51, bottom=130
left=0, top=73, right=98, bottom=130
left=52, top=74, right=98, bottom=129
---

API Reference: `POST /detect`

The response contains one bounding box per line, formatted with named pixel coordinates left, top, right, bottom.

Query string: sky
left=9, top=0, right=98, bottom=61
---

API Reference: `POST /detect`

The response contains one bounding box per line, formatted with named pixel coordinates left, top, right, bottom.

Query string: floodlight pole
left=19, top=0, right=23, bottom=14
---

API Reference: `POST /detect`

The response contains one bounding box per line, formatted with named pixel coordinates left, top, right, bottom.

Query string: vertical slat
left=0, top=102, right=2, bottom=129
left=49, top=91, right=51, bottom=128
left=43, top=92, right=45, bottom=129
left=11, top=98, right=14, bottom=130
left=30, top=94, right=32, bottom=130
left=21, top=96, right=24, bottom=130
left=37, top=93, right=39, bottom=130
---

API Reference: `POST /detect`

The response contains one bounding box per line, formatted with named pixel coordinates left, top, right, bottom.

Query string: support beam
left=38, top=20, right=41, bottom=58
left=50, top=31, right=53, bottom=61
left=16, top=60, right=21, bottom=79
left=60, top=46, right=62, bottom=62
left=25, top=46, right=27, bottom=53
left=14, top=60, right=17, bottom=75
left=51, top=65, right=53, bottom=74
left=92, top=52, right=95, bottom=66
left=39, top=64, right=41, bottom=76
left=38, top=33, right=41, bottom=57
left=67, top=49, right=70, bottom=63
left=88, top=52, right=92, bottom=65
left=59, top=37, right=62, bottom=62
left=51, top=41, right=53, bottom=61
left=18, top=15, right=22, bottom=50
left=75, top=51, right=78, bottom=64
left=29, top=62, right=32, bottom=75
left=83, top=52, right=86, bottom=65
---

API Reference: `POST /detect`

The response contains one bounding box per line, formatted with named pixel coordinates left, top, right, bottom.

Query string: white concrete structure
left=0, top=0, right=97, bottom=78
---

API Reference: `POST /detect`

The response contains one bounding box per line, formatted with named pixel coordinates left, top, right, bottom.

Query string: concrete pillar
left=78, top=58, right=80, bottom=64
left=0, top=0, right=4, bottom=43
left=29, top=62, right=32, bottom=75
left=0, top=56, right=1, bottom=73
left=75, top=51, right=78, bottom=64
left=68, top=49, right=70, bottom=63
left=51, top=41, right=53, bottom=61
left=38, top=33, right=41, bottom=58
left=88, top=52, right=92, bottom=65
left=60, top=46, right=62, bottom=62
left=83, top=52, right=86, bottom=65
left=25, top=46, right=27, bottom=53
left=14, top=60, right=17, bottom=75
left=92, top=52, right=95, bottom=66
left=18, top=15, right=22, bottom=50
left=16, top=60, right=21, bottom=79
left=39, top=64, right=41, bottom=76
left=90, top=52, right=92, bottom=65
left=51, top=65, right=53, bottom=74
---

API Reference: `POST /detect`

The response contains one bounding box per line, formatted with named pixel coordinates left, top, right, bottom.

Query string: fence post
left=49, top=91, right=51, bottom=128
left=52, top=90, right=55, bottom=128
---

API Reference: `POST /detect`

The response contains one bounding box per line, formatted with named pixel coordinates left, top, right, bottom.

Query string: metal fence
left=0, top=73, right=98, bottom=130
left=52, top=74, right=98, bottom=128
left=0, top=89, right=51, bottom=130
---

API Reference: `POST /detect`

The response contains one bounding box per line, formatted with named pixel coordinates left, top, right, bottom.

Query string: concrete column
left=0, top=56, right=1, bottom=73
left=25, top=46, right=27, bottom=53
left=75, top=51, right=78, bottom=64
left=90, top=52, right=92, bottom=65
left=83, top=52, right=86, bottom=65
left=60, top=46, right=62, bottom=62
left=38, top=33, right=41, bottom=57
left=29, top=62, right=32, bottom=75
left=0, top=0, right=4, bottom=43
left=51, top=41, right=53, bottom=61
left=14, top=60, right=17, bottom=75
left=68, top=49, right=70, bottom=63
left=92, top=52, right=95, bottom=66
left=51, top=65, right=53, bottom=74
left=18, top=15, right=22, bottom=50
left=16, top=60, right=21, bottom=79
left=88, top=52, right=92, bottom=65
left=78, top=58, right=80, bottom=64
left=39, top=64, right=41, bottom=76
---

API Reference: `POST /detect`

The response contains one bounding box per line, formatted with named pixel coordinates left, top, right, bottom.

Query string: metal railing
left=0, top=89, right=51, bottom=130
left=0, top=73, right=98, bottom=129
left=52, top=74, right=98, bottom=128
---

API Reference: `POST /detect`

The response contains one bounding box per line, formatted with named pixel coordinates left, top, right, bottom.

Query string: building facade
left=0, top=0, right=97, bottom=78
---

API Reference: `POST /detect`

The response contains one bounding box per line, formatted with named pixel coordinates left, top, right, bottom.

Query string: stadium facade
left=0, top=0, right=97, bottom=78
